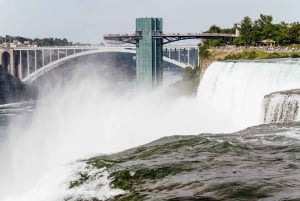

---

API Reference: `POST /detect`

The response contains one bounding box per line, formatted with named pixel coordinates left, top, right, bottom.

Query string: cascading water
left=197, top=60, right=300, bottom=130
left=0, top=59, right=300, bottom=200
left=264, top=90, right=300, bottom=123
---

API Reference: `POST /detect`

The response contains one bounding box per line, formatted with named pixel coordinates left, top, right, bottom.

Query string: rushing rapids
left=0, top=59, right=300, bottom=200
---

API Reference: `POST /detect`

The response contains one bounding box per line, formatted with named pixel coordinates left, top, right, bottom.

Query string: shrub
left=291, top=53, right=300, bottom=58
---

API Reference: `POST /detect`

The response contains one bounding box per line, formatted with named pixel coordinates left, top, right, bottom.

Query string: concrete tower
left=136, top=18, right=163, bottom=88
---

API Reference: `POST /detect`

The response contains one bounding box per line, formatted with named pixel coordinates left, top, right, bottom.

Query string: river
left=0, top=59, right=300, bottom=200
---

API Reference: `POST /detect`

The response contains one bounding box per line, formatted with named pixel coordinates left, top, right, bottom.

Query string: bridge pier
left=19, top=51, right=23, bottom=79
left=26, top=50, right=30, bottom=77
left=34, top=50, right=37, bottom=71
left=0, top=49, right=14, bottom=75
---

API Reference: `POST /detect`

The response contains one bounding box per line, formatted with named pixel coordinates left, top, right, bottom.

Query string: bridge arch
left=1, top=51, right=11, bottom=71
left=22, top=48, right=188, bottom=83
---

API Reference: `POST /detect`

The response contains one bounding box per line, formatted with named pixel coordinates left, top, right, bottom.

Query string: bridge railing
left=6, top=45, right=198, bottom=81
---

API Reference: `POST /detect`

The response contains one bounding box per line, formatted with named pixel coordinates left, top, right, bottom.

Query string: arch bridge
left=0, top=44, right=198, bottom=83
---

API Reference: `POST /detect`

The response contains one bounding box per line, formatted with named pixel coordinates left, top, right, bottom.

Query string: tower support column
left=136, top=17, right=163, bottom=88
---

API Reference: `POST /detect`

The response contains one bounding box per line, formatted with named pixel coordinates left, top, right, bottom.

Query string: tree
left=204, top=25, right=235, bottom=47
left=288, top=22, right=300, bottom=44
left=257, top=14, right=274, bottom=40
left=273, top=22, right=289, bottom=45
left=239, top=16, right=253, bottom=47
left=207, top=25, right=221, bottom=33
left=199, top=43, right=211, bottom=69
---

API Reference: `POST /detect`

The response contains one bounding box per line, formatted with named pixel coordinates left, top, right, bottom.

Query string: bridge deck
left=1, top=45, right=198, bottom=82
left=104, top=32, right=237, bottom=44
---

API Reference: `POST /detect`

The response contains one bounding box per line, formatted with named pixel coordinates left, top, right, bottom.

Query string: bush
left=267, top=52, right=281, bottom=59
left=244, top=51, right=257, bottom=59
left=224, top=53, right=242, bottom=60
left=172, top=67, right=201, bottom=96
left=291, top=53, right=300, bottom=58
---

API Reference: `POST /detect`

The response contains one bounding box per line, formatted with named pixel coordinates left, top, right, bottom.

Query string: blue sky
left=0, top=0, right=299, bottom=43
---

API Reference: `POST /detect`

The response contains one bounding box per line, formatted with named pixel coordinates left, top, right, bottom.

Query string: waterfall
left=264, top=90, right=300, bottom=123
left=197, top=59, right=300, bottom=131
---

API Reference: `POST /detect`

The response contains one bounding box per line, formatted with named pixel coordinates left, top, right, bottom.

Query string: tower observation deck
left=104, top=17, right=236, bottom=88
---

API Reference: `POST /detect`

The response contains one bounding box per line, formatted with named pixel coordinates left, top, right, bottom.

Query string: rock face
left=264, top=89, right=300, bottom=123
left=0, top=66, right=34, bottom=104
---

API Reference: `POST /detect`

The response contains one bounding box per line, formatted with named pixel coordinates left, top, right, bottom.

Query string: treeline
left=204, top=14, right=300, bottom=47
left=0, top=35, right=86, bottom=46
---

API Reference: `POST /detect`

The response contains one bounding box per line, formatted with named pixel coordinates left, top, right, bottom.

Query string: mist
left=0, top=56, right=207, bottom=199
left=2, top=57, right=300, bottom=200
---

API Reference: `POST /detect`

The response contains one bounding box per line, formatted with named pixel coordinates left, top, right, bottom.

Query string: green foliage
left=207, top=25, right=222, bottom=33
left=204, top=25, right=235, bottom=47
left=206, top=39, right=222, bottom=47
left=224, top=51, right=257, bottom=60
left=173, top=66, right=201, bottom=96
left=224, top=54, right=241, bottom=60
left=291, top=53, right=300, bottom=58
left=239, top=16, right=253, bottom=47
left=204, top=14, right=300, bottom=46
left=0, top=35, right=74, bottom=46
left=244, top=50, right=257, bottom=59
left=288, top=22, right=300, bottom=44
left=199, top=44, right=211, bottom=61
left=33, top=37, right=70, bottom=46
left=223, top=49, right=300, bottom=60
left=267, top=52, right=282, bottom=59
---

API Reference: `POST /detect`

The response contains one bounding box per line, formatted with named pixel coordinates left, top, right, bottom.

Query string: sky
left=0, top=0, right=299, bottom=44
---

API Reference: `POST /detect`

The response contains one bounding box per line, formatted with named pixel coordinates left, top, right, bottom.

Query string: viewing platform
left=104, top=32, right=237, bottom=45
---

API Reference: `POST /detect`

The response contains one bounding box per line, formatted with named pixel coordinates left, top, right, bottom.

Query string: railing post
left=50, top=49, right=52, bottom=63
left=19, top=50, right=22, bottom=79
